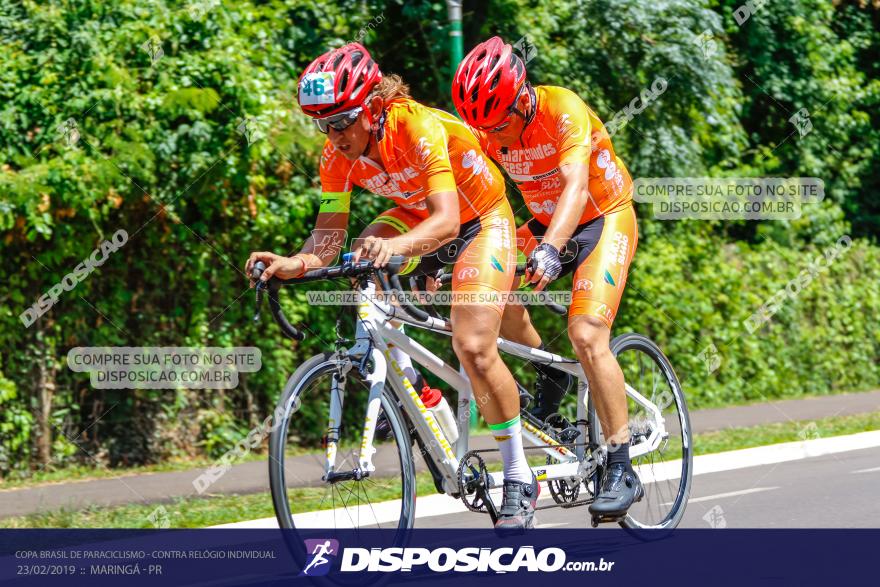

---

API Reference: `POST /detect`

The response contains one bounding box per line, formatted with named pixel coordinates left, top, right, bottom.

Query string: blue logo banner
left=1, top=529, right=875, bottom=585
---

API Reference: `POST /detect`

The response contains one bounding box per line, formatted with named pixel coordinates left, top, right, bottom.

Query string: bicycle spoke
left=360, top=479, right=385, bottom=529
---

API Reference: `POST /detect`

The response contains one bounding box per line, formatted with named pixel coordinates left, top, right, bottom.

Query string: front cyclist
left=452, top=37, right=642, bottom=520
left=246, top=43, right=539, bottom=531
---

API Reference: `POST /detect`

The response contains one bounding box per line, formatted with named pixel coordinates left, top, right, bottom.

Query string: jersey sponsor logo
left=400, top=198, right=427, bottom=210
left=487, top=215, right=512, bottom=252
left=528, top=199, right=557, bottom=216
left=361, top=170, right=424, bottom=201
left=462, top=149, right=493, bottom=184
left=603, top=269, right=616, bottom=287
left=457, top=266, right=479, bottom=280
left=490, top=255, right=504, bottom=272
left=503, top=160, right=534, bottom=176
left=557, top=113, right=585, bottom=141
left=606, top=230, right=629, bottom=266
left=416, top=137, right=434, bottom=164
left=595, top=303, right=614, bottom=323
left=574, top=278, right=594, bottom=292
left=361, top=172, right=391, bottom=192
left=531, top=168, right=559, bottom=181
left=539, top=175, right=561, bottom=192
left=497, top=143, right=558, bottom=177
left=498, top=142, right=558, bottom=163
left=596, top=149, right=625, bottom=192
left=390, top=167, right=418, bottom=183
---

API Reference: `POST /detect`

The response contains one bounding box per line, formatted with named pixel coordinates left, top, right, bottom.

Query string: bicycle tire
left=588, top=333, right=693, bottom=531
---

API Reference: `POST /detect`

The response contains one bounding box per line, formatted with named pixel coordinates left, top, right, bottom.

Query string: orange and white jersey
left=475, top=85, right=632, bottom=225
left=319, top=97, right=504, bottom=223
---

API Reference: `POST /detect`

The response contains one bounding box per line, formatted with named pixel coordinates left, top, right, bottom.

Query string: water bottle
left=420, top=384, right=459, bottom=444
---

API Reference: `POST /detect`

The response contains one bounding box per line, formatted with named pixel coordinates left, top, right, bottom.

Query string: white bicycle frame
left=321, top=282, right=668, bottom=496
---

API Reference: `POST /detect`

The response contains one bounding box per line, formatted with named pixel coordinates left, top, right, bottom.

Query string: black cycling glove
left=527, top=243, right=563, bottom=282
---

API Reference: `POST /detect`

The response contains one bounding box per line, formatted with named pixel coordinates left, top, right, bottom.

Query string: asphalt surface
left=414, top=444, right=880, bottom=529
left=2, top=389, right=878, bottom=519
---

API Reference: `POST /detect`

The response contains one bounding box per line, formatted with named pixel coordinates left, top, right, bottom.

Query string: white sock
left=490, top=415, right=532, bottom=483
left=388, top=325, right=419, bottom=386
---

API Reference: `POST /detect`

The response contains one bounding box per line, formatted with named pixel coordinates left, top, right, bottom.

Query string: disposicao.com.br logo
left=300, top=539, right=615, bottom=574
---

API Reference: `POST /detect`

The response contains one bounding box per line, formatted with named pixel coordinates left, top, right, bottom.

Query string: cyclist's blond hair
left=369, top=74, right=411, bottom=103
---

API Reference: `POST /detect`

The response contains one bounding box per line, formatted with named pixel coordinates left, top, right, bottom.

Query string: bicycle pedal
left=590, top=513, right=624, bottom=527
left=516, top=381, right=534, bottom=411
left=559, top=426, right=581, bottom=444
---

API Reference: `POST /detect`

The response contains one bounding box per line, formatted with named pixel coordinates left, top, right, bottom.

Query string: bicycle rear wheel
left=589, top=333, right=692, bottom=530
left=268, top=352, right=416, bottom=532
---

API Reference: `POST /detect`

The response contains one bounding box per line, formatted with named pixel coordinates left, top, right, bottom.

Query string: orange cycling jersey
left=319, top=97, right=504, bottom=223
left=474, top=85, right=632, bottom=226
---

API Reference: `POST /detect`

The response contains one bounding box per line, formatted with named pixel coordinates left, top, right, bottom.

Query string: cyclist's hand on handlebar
left=353, top=236, right=395, bottom=268
left=245, top=252, right=306, bottom=286
left=424, top=274, right=441, bottom=293
left=526, top=243, right=563, bottom=292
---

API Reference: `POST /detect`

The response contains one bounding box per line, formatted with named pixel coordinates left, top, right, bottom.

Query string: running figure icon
left=301, top=539, right=339, bottom=576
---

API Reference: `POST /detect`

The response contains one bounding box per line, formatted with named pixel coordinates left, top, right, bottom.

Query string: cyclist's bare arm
left=246, top=211, right=348, bottom=282
left=354, top=191, right=459, bottom=267
left=527, top=162, right=589, bottom=289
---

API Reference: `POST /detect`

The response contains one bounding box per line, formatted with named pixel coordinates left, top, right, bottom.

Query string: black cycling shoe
left=494, top=474, right=540, bottom=534
left=588, top=463, right=644, bottom=519
left=529, top=365, right=573, bottom=422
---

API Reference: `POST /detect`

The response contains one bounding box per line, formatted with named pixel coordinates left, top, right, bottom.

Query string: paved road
left=2, top=389, right=878, bottom=519
left=414, top=444, right=880, bottom=529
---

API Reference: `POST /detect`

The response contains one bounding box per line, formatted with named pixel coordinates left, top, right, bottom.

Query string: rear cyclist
left=246, top=43, right=540, bottom=531
left=452, top=36, right=642, bottom=520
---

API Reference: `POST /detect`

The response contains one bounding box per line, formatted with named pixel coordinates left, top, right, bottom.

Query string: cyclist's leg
left=449, top=203, right=518, bottom=428
left=497, top=220, right=542, bottom=347
left=449, top=200, right=539, bottom=529
left=504, top=219, right=573, bottom=420
left=565, top=204, right=641, bottom=515
left=567, top=204, right=637, bottom=445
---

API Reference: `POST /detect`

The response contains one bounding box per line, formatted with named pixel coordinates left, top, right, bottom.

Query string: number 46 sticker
left=299, top=72, right=336, bottom=106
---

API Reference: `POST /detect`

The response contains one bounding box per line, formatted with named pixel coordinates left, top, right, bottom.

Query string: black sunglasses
left=314, top=106, right=363, bottom=134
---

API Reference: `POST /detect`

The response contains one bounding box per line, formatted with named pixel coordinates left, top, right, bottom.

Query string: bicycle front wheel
left=268, top=352, right=416, bottom=532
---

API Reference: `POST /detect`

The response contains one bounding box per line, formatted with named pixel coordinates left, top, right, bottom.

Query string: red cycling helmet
left=452, top=36, right=527, bottom=129
left=297, top=43, right=383, bottom=119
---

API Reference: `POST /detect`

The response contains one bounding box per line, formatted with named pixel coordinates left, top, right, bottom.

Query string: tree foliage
left=0, top=0, right=878, bottom=476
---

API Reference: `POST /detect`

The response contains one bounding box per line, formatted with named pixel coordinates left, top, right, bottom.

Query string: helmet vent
left=489, top=71, right=501, bottom=91
left=483, top=95, right=497, bottom=119
left=470, top=85, right=480, bottom=104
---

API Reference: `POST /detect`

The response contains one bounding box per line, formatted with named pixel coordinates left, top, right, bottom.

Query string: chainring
left=456, top=452, right=491, bottom=513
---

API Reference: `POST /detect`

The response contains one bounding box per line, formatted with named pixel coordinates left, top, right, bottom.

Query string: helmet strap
left=371, top=108, right=387, bottom=142
left=363, top=96, right=387, bottom=141
left=516, top=83, right=537, bottom=146
left=524, top=82, right=537, bottom=125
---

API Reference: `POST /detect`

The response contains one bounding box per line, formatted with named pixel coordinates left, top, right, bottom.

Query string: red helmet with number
left=297, top=43, right=383, bottom=118
left=452, top=36, right=527, bottom=129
